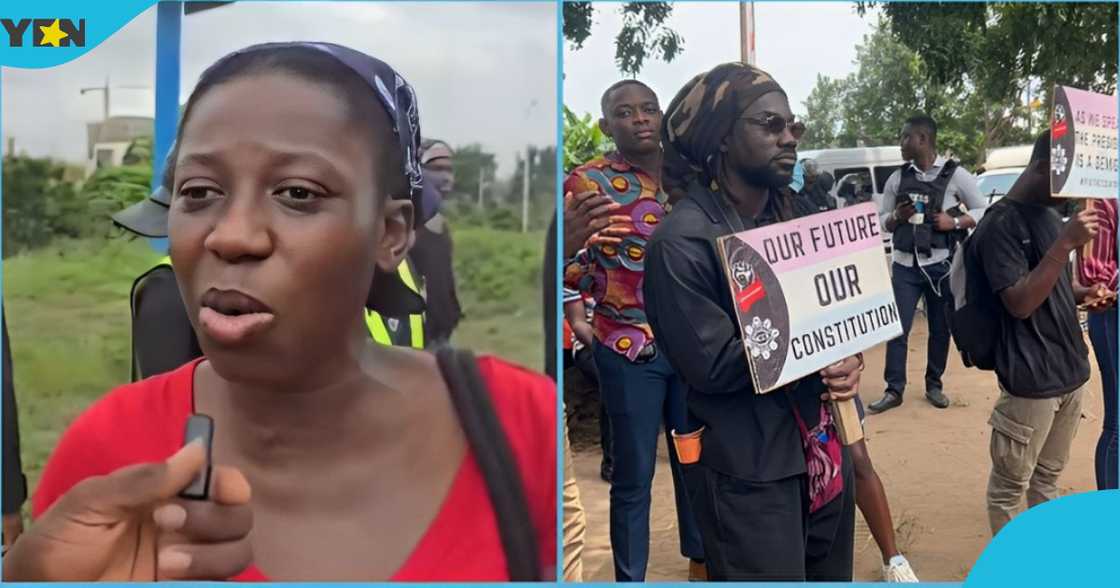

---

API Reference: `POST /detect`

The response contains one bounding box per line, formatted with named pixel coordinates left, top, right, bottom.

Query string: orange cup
left=670, top=427, right=705, bottom=464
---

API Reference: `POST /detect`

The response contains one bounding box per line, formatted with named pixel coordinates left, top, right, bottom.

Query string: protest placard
left=717, top=203, right=903, bottom=443
left=1051, top=85, right=1118, bottom=199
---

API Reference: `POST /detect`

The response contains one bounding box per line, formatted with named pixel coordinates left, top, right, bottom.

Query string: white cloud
left=2, top=2, right=557, bottom=175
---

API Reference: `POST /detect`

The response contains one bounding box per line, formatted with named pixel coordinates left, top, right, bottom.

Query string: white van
left=798, top=146, right=906, bottom=212
left=976, top=144, right=1032, bottom=206
left=798, top=146, right=907, bottom=253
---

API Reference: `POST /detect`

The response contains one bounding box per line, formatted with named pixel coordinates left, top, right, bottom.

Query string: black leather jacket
left=644, top=181, right=829, bottom=482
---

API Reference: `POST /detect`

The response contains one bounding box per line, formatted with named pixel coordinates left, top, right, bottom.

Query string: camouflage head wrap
left=660, top=62, right=785, bottom=201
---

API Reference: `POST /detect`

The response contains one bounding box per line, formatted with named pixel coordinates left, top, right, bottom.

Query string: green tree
left=797, top=19, right=1033, bottom=167
left=505, top=145, right=558, bottom=230
left=532, top=145, right=558, bottom=199
left=564, top=2, right=684, bottom=75
left=78, top=164, right=152, bottom=220
left=451, top=143, right=498, bottom=208
left=2, top=155, right=83, bottom=256
left=840, top=22, right=944, bottom=149
left=798, top=75, right=849, bottom=150
left=859, top=2, right=1117, bottom=118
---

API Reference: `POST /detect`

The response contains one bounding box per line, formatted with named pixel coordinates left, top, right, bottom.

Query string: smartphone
left=1078, top=290, right=1118, bottom=310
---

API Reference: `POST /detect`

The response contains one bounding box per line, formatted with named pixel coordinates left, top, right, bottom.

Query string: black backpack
left=946, top=220, right=1002, bottom=370
left=947, top=204, right=1030, bottom=370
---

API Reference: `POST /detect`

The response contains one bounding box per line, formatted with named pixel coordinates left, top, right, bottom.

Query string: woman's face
left=167, top=72, right=407, bottom=381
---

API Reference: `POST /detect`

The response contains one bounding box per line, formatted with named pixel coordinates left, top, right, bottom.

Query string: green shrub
left=79, top=164, right=152, bottom=219
left=3, top=155, right=86, bottom=256
left=2, top=154, right=152, bottom=256
left=453, top=227, right=544, bottom=310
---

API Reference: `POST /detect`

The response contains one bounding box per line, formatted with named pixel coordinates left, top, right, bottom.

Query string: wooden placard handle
left=829, top=397, right=864, bottom=446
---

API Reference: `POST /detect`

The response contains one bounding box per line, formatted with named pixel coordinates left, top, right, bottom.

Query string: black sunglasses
left=741, top=113, right=805, bottom=140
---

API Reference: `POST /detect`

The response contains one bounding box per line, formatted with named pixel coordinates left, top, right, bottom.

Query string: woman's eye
left=180, top=186, right=218, bottom=200
left=278, top=186, right=320, bottom=201
left=275, top=185, right=329, bottom=207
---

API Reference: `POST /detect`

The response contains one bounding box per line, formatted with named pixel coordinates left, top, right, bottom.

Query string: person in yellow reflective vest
left=364, top=256, right=425, bottom=349
left=115, top=187, right=426, bottom=382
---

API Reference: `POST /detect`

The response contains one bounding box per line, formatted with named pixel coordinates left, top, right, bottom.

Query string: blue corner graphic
left=967, top=489, right=1120, bottom=586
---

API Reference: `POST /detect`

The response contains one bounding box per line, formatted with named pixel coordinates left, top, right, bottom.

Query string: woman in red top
left=3, top=43, right=556, bottom=581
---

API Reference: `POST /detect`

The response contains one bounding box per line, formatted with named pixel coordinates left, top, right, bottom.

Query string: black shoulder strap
left=939, top=159, right=959, bottom=178
left=929, top=161, right=956, bottom=188
left=927, top=160, right=958, bottom=210
left=434, top=345, right=542, bottom=581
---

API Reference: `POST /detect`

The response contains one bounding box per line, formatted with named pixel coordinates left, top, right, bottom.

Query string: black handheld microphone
left=179, top=414, right=214, bottom=500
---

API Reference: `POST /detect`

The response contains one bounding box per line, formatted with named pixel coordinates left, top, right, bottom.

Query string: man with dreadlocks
left=643, top=63, right=861, bottom=581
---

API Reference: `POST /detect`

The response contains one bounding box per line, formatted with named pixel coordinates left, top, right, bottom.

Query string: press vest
left=143, top=256, right=425, bottom=349
left=892, top=160, right=966, bottom=255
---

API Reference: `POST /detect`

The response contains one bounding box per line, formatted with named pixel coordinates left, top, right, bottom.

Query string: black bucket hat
left=112, top=42, right=425, bottom=317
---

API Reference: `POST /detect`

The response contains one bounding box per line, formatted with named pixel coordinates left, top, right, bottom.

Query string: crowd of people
left=1, top=40, right=1115, bottom=587
left=561, top=63, right=1117, bottom=582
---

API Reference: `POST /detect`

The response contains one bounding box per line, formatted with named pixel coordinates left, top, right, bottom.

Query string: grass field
left=3, top=229, right=544, bottom=499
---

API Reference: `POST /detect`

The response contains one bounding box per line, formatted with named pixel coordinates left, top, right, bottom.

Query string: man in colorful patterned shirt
left=563, top=80, right=704, bottom=582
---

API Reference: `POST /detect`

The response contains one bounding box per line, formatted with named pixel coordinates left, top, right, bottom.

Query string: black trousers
left=573, top=346, right=611, bottom=470
left=884, top=260, right=951, bottom=396
left=687, top=450, right=855, bottom=581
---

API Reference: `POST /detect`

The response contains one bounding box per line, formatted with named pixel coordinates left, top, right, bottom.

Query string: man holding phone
left=870, top=114, right=987, bottom=414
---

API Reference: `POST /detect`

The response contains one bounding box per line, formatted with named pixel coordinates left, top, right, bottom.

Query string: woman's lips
left=199, top=307, right=275, bottom=346
left=201, top=289, right=272, bottom=314
left=198, top=289, right=275, bottom=346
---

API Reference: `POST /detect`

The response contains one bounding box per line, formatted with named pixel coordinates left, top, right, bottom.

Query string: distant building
left=86, top=115, right=153, bottom=175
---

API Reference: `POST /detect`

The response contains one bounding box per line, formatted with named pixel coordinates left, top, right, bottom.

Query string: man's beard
left=738, top=163, right=788, bottom=190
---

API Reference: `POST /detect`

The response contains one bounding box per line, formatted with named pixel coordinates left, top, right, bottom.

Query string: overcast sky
left=1, top=1, right=557, bottom=175
left=564, top=1, right=877, bottom=119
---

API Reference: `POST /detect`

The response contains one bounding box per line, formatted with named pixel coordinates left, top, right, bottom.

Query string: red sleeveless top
left=32, top=356, right=557, bottom=581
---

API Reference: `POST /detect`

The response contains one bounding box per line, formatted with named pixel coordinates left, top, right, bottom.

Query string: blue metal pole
left=151, top=1, right=182, bottom=252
